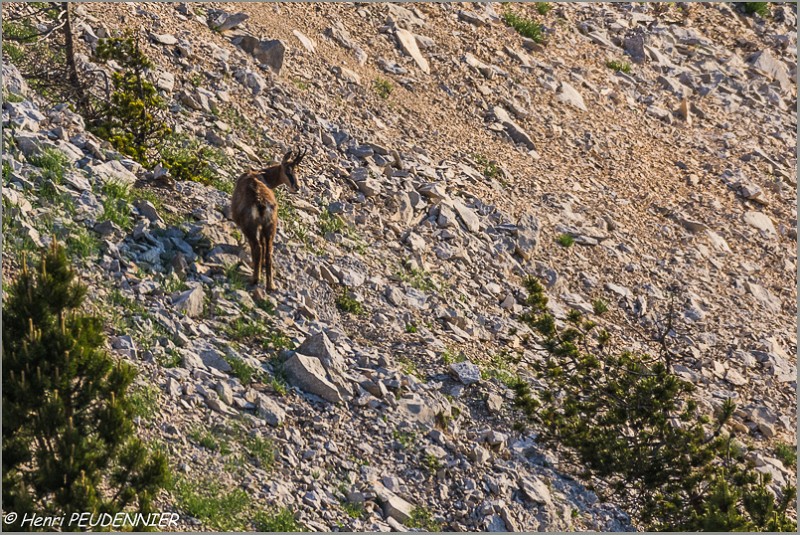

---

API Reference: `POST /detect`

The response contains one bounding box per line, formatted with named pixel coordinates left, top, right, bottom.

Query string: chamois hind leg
left=264, top=223, right=277, bottom=291
left=247, top=232, right=262, bottom=286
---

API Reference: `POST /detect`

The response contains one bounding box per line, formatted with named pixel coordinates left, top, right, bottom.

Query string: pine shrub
left=91, top=34, right=170, bottom=165
left=2, top=242, right=168, bottom=529
left=513, top=276, right=797, bottom=531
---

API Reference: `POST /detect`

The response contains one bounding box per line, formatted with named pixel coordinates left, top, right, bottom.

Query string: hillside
left=2, top=1, right=797, bottom=531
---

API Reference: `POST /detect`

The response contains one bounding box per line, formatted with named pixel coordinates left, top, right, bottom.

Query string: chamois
left=230, top=148, right=306, bottom=291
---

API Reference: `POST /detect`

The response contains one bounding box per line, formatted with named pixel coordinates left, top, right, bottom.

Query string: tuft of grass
left=502, top=11, right=545, bottom=43
left=66, top=225, right=101, bottom=259
left=605, top=59, right=632, bottom=73
left=340, top=498, right=365, bottom=519
left=592, top=298, right=609, bottom=315
left=373, top=77, right=393, bottom=99
left=100, top=180, right=134, bottom=230
left=405, top=323, right=418, bottom=334
left=774, top=442, right=796, bottom=469
left=128, top=383, right=160, bottom=420
left=740, top=2, right=770, bottom=17
left=189, top=426, right=231, bottom=455
left=29, top=148, right=70, bottom=184
left=319, top=210, right=347, bottom=235
left=335, top=288, right=364, bottom=315
left=536, top=2, right=553, bottom=15
left=472, top=153, right=501, bottom=180
left=157, top=348, right=182, bottom=368
left=395, top=265, right=436, bottom=292
left=172, top=477, right=250, bottom=531
left=226, top=356, right=259, bottom=385
left=423, top=452, right=442, bottom=473
left=392, top=429, right=417, bottom=449
left=253, top=508, right=304, bottom=532
left=441, top=349, right=465, bottom=365
left=406, top=507, right=441, bottom=531
left=246, top=435, right=277, bottom=471
left=556, top=233, right=575, bottom=247
left=223, top=262, right=247, bottom=291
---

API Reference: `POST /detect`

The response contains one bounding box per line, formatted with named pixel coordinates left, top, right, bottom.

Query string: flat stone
left=395, top=28, right=430, bottom=74
left=296, top=331, right=345, bottom=373
left=742, top=211, right=776, bottom=236
left=257, top=394, right=287, bottom=426
left=449, top=361, right=481, bottom=385
left=293, top=29, right=316, bottom=53
left=150, top=33, right=177, bottom=45
left=283, top=353, right=344, bottom=403
left=556, top=82, right=587, bottom=111
left=173, top=286, right=205, bottom=318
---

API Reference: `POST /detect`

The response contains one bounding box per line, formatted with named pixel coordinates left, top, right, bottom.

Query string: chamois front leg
left=264, top=224, right=276, bottom=292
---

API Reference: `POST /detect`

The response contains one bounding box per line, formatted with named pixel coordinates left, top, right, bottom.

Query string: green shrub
left=406, top=507, right=441, bottom=531
left=245, top=435, right=277, bottom=471
left=159, top=134, right=228, bottom=186
left=513, top=277, right=797, bottom=531
left=502, top=11, right=545, bottom=43
left=335, top=288, right=364, bottom=315
left=774, top=442, right=796, bottom=469
left=556, top=233, right=574, bottom=247
left=253, top=507, right=304, bottom=532
left=2, top=242, right=168, bottom=529
left=91, top=34, right=170, bottom=164
left=605, top=59, right=632, bottom=73
left=536, top=2, right=553, bottom=15
left=172, top=477, right=249, bottom=531
left=739, top=2, right=770, bottom=17
left=373, top=77, right=393, bottom=99
left=100, top=180, right=133, bottom=230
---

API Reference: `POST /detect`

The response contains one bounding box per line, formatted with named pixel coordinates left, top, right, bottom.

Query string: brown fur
left=230, top=149, right=305, bottom=290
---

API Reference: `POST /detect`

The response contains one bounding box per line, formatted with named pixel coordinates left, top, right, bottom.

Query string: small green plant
left=128, top=383, right=160, bottom=420
left=373, top=77, right=393, bottom=99
left=556, top=233, right=575, bottom=247
left=100, top=181, right=134, bottom=230
left=157, top=348, right=182, bottom=368
left=172, top=477, right=250, bottom=531
left=335, top=288, right=365, bottom=315
left=291, top=78, right=309, bottom=91
left=189, top=426, right=231, bottom=455
left=253, top=507, right=304, bottom=532
left=472, top=153, right=501, bottom=180
left=395, top=265, right=436, bottom=292
left=246, top=435, right=277, bottom=471
left=392, top=429, right=417, bottom=449
left=65, top=225, right=101, bottom=259
left=405, top=323, right=418, bottom=333
left=441, top=349, right=465, bottom=365
left=319, top=210, right=347, bottom=235
left=740, top=2, right=770, bottom=17
left=226, top=356, right=259, bottom=385
left=606, top=59, right=632, bottom=73
left=592, top=298, right=609, bottom=315
left=341, top=501, right=365, bottom=519
left=29, top=148, right=70, bottom=184
left=774, top=442, right=796, bottom=469
left=536, top=2, right=553, bottom=15
left=423, top=453, right=442, bottom=473
left=502, top=10, right=545, bottom=43
left=406, top=507, right=441, bottom=531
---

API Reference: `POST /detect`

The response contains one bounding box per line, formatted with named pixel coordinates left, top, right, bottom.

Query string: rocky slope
left=2, top=1, right=796, bottom=531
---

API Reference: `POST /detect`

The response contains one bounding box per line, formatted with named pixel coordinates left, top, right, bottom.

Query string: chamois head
left=276, top=147, right=307, bottom=193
